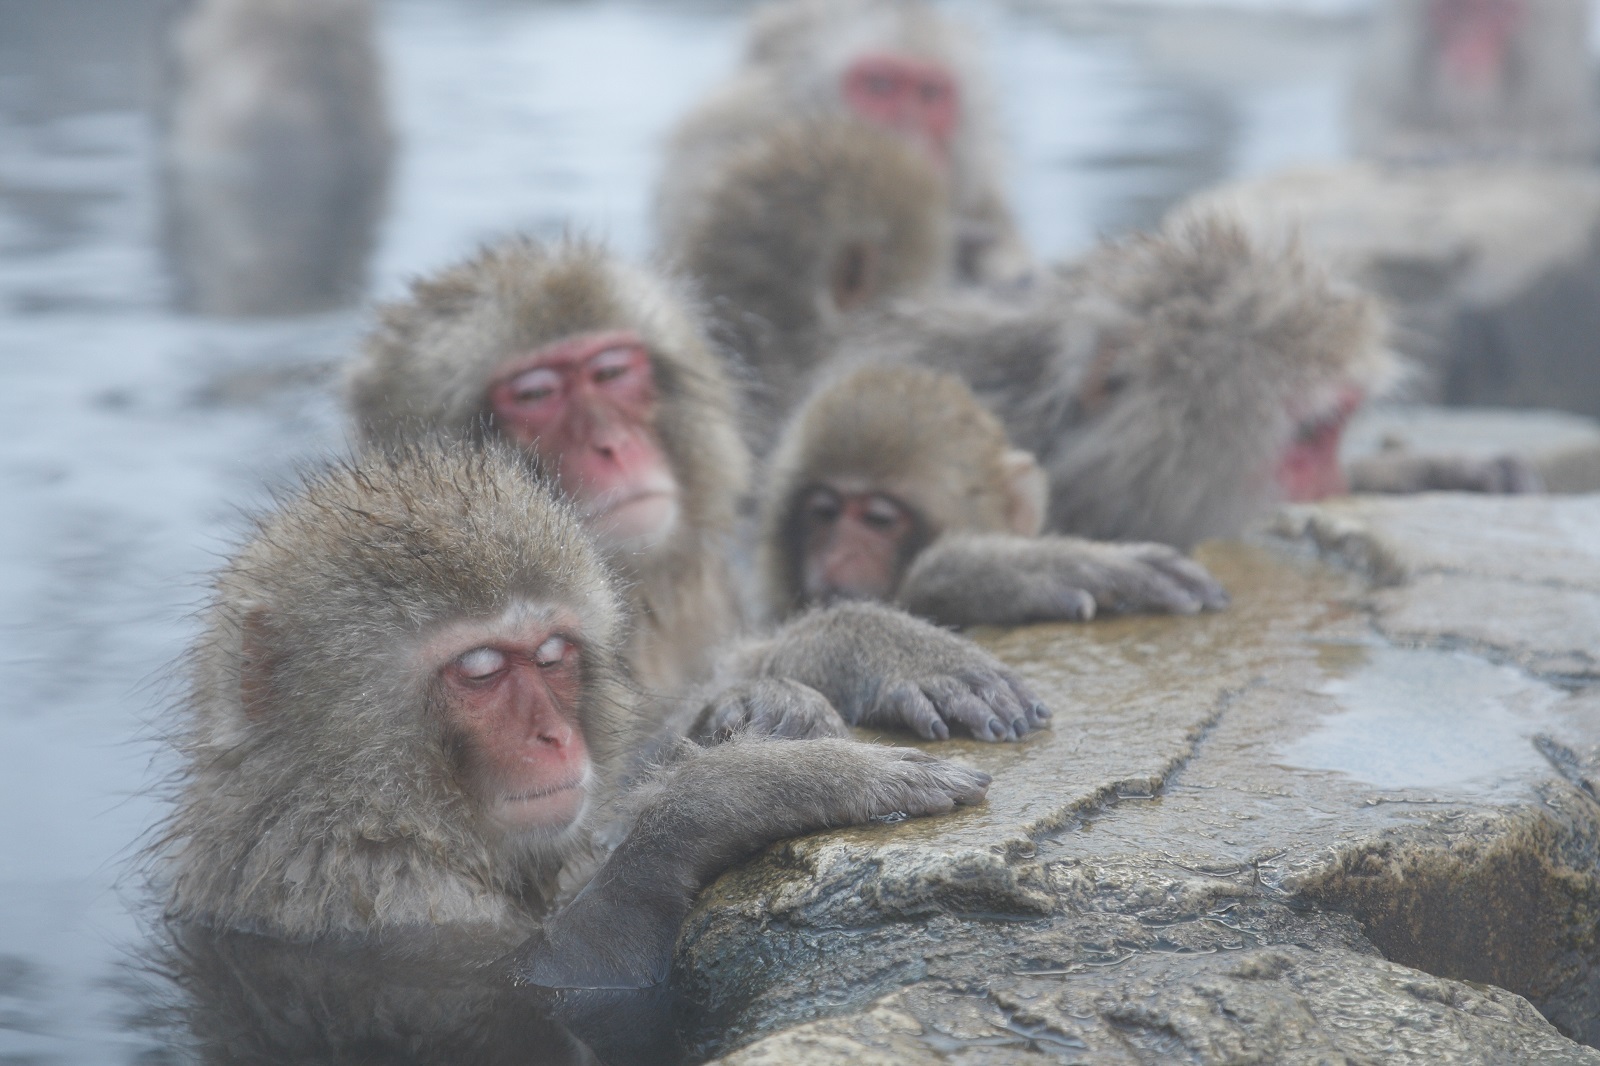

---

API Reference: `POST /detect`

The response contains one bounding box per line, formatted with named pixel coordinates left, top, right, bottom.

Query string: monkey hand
left=694, top=678, right=852, bottom=743
left=896, top=533, right=1228, bottom=625
left=740, top=601, right=1050, bottom=742
left=513, top=738, right=987, bottom=993
left=1346, top=453, right=1545, bottom=495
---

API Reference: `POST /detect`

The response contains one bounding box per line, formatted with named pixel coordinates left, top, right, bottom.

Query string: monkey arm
left=896, top=533, right=1230, bottom=627
left=1346, top=453, right=1545, bottom=495
left=724, top=601, right=1051, bottom=742
left=510, top=737, right=989, bottom=991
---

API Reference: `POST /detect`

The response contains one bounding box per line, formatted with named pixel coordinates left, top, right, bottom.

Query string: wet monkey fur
left=656, top=0, right=1031, bottom=287
left=152, top=444, right=992, bottom=993
left=347, top=237, right=1052, bottom=744
left=761, top=365, right=1228, bottom=628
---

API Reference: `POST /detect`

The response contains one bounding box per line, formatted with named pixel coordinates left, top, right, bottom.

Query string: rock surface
left=1176, top=164, right=1600, bottom=417
left=1345, top=405, right=1600, bottom=494
left=678, top=495, right=1600, bottom=1064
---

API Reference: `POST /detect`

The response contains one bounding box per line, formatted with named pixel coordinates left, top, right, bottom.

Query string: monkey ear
left=239, top=606, right=280, bottom=720
left=1001, top=449, right=1048, bottom=536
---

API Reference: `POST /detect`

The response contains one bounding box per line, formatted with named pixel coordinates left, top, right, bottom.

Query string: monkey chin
left=489, top=771, right=593, bottom=838
left=587, top=491, right=681, bottom=555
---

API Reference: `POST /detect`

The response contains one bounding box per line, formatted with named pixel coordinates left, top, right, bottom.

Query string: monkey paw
left=696, top=678, right=852, bottom=742
left=862, top=747, right=992, bottom=818
left=1086, top=541, right=1231, bottom=616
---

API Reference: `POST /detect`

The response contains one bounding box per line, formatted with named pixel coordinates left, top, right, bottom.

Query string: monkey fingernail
left=1032, top=702, right=1052, bottom=721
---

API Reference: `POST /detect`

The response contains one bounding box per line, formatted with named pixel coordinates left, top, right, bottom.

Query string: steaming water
left=0, top=0, right=1378, bottom=1058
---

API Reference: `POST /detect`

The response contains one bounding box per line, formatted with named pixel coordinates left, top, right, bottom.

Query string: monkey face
left=1275, top=386, right=1364, bottom=503
left=796, top=483, right=925, bottom=605
left=428, top=610, right=595, bottom=836
left=1429, top=0, right=1526, bottom=91
left=840, top=53, right=960, bottom=163
left=488, top=330, right=681, bottom=553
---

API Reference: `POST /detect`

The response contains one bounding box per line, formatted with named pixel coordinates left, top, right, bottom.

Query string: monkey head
left=166, top=443, right=637, bottom=937
left=348, top=238, right=748, bottom=562
left=1041, top=214, right=1397, bottom=547
left=761, top=365, right=1045, bottom=615
left=678, top=117, right=951, bottom=373
left=746, top=0, right=986, bottom=172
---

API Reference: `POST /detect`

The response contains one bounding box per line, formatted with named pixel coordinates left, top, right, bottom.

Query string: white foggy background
left=1, top=0, right=1598, bottom=1059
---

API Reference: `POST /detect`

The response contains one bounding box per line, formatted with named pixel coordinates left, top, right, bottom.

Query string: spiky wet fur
left=760, top=365, right=1018, bottom=614
left=347, top=236, right=749, bottom=696
left=846, top=213, right=1397, bottom=548
left=156, top=443, right=638, bottom=939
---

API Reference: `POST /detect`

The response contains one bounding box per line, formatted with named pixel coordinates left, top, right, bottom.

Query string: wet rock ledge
left=683, top=495, right=1600, bottom=1064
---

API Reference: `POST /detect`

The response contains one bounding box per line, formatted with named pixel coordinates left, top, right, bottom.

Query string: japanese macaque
left=347, top=237, right=1049, bottom=742
left=155, top=444, right=993, bottom=1001
left=1351, top=0, right=1598, bottom=162
left=349, top=238, right=749, bottom=698
left=655, top=0, right=1030, bottom=287
left=158, top=0, right=394, bottom=315
left=760, top=365, right=1228, bottom=627
left=671, top=118, right=953, bottom=430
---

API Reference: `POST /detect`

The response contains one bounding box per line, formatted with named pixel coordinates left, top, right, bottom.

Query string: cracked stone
left=674, top=496, right=1600, bottom=1064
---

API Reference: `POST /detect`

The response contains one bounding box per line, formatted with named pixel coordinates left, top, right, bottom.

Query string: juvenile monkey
left=155, top=443, right=992, bottom=997
left=158, top=0, right=394, bottom=315
left=761, top=365, right=1228, bottom=627
left=348, top=237, right=1048, bottom=742
left=656, top=0, right=1030, bottom=287
left=671, top=118, right=953, bottom=430
left=1351, top=0, right=1598, bottom=162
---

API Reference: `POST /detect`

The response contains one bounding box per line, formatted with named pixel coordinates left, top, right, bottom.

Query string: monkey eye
left=534, top=636, right=570, bottom=668
left=588, top=346, right=638, bottom=386
left=861, top=495, right=906, bottom=532
left=456, top=647, right=509, bottom=681
left=507, top=367, right=563, bottom=405
left=863, top=71, right=897, bottom=96
left=919, top=80, right=949, bottom=104
left=803, top=489, right=843, bottom=524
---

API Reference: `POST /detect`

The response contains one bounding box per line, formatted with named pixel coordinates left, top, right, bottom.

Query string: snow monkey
left=158, top=0, right=394, bottom=315
left=154, top=443, right=994, bottom=1004
left=761, top=365, right=1229, bottom=627
left=670, top=117, right=954, bottom=434
left=1351, top=0, right=1598, bottom=162
left=347, top=237, right=1051, bottom=743
left=846, top=215, right=1539, bottom=549
left=655, top=0, right=1030, bottom=287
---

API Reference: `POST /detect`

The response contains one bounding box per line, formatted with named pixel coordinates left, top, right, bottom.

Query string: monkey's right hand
left=745, top=602, right=1051, bottom=742
left=694, top=678, right=853, bottom=743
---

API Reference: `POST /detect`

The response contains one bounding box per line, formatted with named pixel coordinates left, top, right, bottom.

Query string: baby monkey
left=761, top=365, right=1229, bottom=627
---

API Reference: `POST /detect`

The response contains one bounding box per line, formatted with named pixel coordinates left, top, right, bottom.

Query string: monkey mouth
left=586, top=490, right=681, bottom=552
left=495, top=775, right=590, bottom=830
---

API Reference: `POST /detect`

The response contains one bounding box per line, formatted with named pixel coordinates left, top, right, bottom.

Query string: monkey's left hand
left=737, top=601, right=1050, bottom=742
left=694, top=678, right=853, bottom=743
left=897, top=533, right=1229, bottom=627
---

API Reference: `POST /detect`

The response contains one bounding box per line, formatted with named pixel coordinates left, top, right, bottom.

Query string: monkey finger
left=880, top=750, right=993, bottom=811
left=1040, top=581, right=1096, bottom=622
left=962, top=673, right=1035, bottom=739
left=1002, top=674, right=1052, bottom=728
left=920, top=677, right=1011, bottom=742
left=1143, top=552, right=1230, bottom=611
left=875, top=680, right=949, bottom=741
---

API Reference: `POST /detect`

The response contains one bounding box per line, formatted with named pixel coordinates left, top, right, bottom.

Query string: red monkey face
left=489, top=330, right=680, bottom=552
left=432, top=617, right=593, bottom=834
left=841, top=53, right=960, bottom=163
left=797, top=483, right=923, bottom=604
left=1274, top=387, right=1364, bottom=503
left=1429, top=0, right=1526, bottom=89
